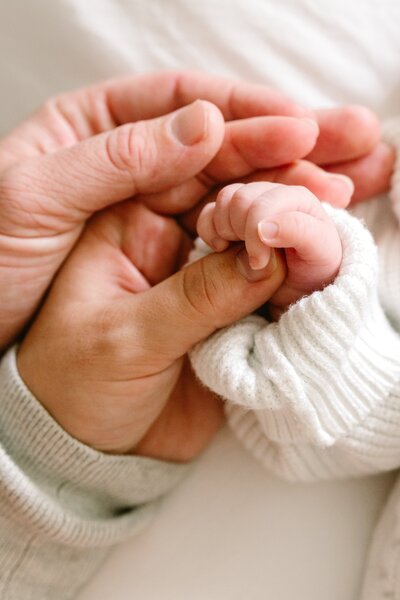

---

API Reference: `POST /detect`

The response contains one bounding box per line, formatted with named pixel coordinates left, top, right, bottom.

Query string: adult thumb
left=1, top=100, right=225, bottom=230
left=126, top=246, right=286, bottom=365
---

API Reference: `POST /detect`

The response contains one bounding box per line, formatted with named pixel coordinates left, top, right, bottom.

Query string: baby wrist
left=190, top=207, right=400, bottom=446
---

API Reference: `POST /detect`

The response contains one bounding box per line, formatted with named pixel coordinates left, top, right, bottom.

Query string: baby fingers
left=243, top=185, right=326, bottom=268
left=197, top=181, right=341, bottom=286
left=197, top=181, right=279, bottom=252
left=257, top=210, right=340, bottom=267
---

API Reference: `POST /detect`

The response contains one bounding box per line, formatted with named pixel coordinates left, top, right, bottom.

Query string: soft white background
left=1, top=1, right=400, bottom=598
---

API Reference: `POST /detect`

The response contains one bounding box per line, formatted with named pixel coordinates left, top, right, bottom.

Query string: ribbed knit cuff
left=190, top=206, right=400, bottom=447
left=0, top=346, right=188, bottom=547
left=383, top=117, right=400, bottom=222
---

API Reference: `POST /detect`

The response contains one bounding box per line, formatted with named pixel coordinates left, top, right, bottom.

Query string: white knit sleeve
left=351, top=117, right=400, bottom=331
left=0, top=346, right=188, bottom=599
left=189, top=199, right=400, bottom=482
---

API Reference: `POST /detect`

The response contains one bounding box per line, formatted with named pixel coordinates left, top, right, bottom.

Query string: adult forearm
left=0, top=347, right=187, bottom=599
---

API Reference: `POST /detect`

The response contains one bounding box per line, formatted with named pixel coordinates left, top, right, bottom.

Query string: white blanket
left=1, top=1, right=399, bottom=598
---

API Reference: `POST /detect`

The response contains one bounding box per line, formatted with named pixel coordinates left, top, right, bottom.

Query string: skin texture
left=197, top=182, right=342, bottom=312
left=17, top=201, right=287, bottom=459
left=0, top=71, right=389, bottom=353
left=0, top=71, right=392, bottom=461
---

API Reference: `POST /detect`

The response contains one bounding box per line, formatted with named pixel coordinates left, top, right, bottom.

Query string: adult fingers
left=308, top=105, right=381, bottom=165
left=119, top=245, right=286, bottom=366
left=239, top=161, right=354, bottom=207
left=0, top=71, right=310, bottom=169
left=0, top=101, right=225, bottom=236
left=325, top=142, right=395, bottom=204
left=136, top=105, right=380, bottom=214
left=140, top=117, right=320, bottom=214
left=179, top=160, right=354, bottom=237
left=0, top=73, right=380, bottom=178
left=205, top=117, right=319, bottom=179
left=104, top=70, right=312, bottom=123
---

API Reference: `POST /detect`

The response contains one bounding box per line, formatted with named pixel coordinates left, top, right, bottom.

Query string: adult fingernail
left=258, top=221, right=279, bottom=242
left=236, top=247, right=277, bottom=282
left=301, top=118, right=320, bottom=136
left=327, top=173, right=355, bottom=195
left=171, top=100, right=207, bottom=146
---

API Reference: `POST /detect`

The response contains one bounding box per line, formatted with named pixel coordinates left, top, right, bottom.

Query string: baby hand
left=197, top=182, right=343, bottom=314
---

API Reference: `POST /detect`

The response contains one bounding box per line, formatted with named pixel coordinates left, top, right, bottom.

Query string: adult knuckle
left=38, top=95, right=73, bottom=133
left=105, top=122, right=155, bottom=186
left=181, top=261, right=218, bottom=323
left=37, top=96, right=60, bottom=120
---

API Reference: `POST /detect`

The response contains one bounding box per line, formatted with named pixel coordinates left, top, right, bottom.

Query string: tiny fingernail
left=327, top=173, right=355, bottom=195
left=211, top=237, right=228, bottom=252
left=258, top=221, right=279, bottom=242
left=301, top=117, right=320, bottom=135
left=171, top=100, right=207, bottom=146
left=249, top=254, right=263, bottom=270
left=236, top=247, right=277, bottom=282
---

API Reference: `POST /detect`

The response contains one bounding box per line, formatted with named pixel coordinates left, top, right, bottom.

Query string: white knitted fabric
left=355, top=120, right=400, bottom=600
left=190, top=206, right=400, bottom=481
left=189, top=119, right=400, bottom=598
left=190, top=119, right=400, bottom=484
left=0, top=349, right=188, bottom=599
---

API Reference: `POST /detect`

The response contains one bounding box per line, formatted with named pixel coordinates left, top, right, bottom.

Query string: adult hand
left=17, top=200, right=286, bottom=461
left=0, top=71, right=384, bottom=349
left=323, top=138, right=395, bottom=204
